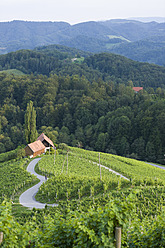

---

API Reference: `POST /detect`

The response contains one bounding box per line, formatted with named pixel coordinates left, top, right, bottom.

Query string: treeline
left=35, top=44, right=91, bottom=59
left=0, top=72, right=165, bottom=164
left=0, top=49, right=165, bottom=89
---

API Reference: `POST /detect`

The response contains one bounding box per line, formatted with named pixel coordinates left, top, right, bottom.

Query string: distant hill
left=128, top=17, right=165, bottom=23
left=0, top=20, right=71, bottom=54
left=100, top=20, right=165, bottom=66
left=0, top=19, right=165, bottom=66
left=99, top=19, right=165, bottom=41
left=108, top=37, right=165, bottom=66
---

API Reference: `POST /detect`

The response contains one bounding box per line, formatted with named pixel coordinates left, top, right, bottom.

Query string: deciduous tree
left=24, top=101, right=38, bottom=144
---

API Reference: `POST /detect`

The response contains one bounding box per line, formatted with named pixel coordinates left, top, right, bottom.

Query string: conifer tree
left=24, top=101, right=38, bottom=143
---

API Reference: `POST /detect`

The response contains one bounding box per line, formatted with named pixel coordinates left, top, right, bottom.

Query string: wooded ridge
left=0, top=49, right=165, bottom=88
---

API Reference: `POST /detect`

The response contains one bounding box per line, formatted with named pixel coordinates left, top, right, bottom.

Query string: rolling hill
left=0, top=19, right=165, bottom=65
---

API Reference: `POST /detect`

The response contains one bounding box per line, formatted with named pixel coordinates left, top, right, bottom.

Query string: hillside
left=0, top=147, right=164, bottom=246
left=106, top=37, right=165, bottom=66
left=100, top=19, right=165, bottom=41
left=0, top=20, right=165, bottom=65
left=84, top=53, right=165, bottom=88
left=0, top=49, right=165, bottom=89
left=0, top=20, right=70, bottom=54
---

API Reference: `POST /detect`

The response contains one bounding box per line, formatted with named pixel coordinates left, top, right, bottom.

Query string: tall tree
left=24, top=101, right=38, bottom=143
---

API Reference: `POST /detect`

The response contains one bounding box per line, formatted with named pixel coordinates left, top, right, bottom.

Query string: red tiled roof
left=28, top=140, right=45, bottom=153
left=133, top=87, right=143, bottom=92
left=37, top=133, right=54, bottom=147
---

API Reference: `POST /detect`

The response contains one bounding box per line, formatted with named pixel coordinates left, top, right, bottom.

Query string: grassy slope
left=0, top=69, right=25, bottom=75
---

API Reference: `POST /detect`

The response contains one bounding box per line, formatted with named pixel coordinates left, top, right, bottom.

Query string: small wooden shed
left=25, top=140, right=46, bottom=158
left=37, top=133, right=55, bottom=149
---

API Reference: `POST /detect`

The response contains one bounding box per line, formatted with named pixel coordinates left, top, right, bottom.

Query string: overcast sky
left=0, top=0, right=164, bottom=24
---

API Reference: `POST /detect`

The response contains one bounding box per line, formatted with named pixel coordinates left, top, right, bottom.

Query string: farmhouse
left=133, top=87, right=143, bottom=93
left=25, top=133, right=55, bottom=158
left=24, top=140, right=46, bottom=158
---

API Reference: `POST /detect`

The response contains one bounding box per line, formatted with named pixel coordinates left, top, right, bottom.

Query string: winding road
left=19, top=158, right=58, bottom=209
left=19, top=157, right=129, bottom=209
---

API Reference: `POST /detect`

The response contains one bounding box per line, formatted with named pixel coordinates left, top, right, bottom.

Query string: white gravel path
left=19, top=158, right=58, bottom=209
left=90, top=161, right=129, bottom=180
left=146, top=162, right=165, bottom=170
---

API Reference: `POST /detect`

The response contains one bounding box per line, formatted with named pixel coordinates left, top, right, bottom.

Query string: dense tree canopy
left=0, top=50, right=165, bottom=89
left=0, top=71, right=164, bottom=164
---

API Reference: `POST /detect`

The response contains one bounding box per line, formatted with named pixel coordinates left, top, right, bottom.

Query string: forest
left=0, top=48, right=165, bottom=87
left=0, top=48, right=165, bottom=164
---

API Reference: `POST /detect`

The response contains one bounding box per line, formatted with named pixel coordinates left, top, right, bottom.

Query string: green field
left=72, top=57, right=85, bottom=64
left=0, top=69, right=25, bottom=75
left=107, top=35, right=131, bottom=42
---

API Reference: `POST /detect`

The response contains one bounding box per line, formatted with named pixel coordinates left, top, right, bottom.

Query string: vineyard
left=0, top=159, right=39, bottom=204
left=35, top=151, right=130, bottom=203
left=70, top=148, right=165, bottom=183
left=0, top=147, right=165, bottom=247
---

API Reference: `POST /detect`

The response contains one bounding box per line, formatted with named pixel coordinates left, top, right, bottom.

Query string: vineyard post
left=99, top=152, right=102, bottom=180
left=0, top=232, right=3, bottom=245
left=78, top=189, right=81, bottom=200
left=115, top=227, right=121, bottom=248
left=61, top=153, right=67, bottom=173
left=66, top=151, right=68, bottom=174
left=54, top=147, right=56, bottom=166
